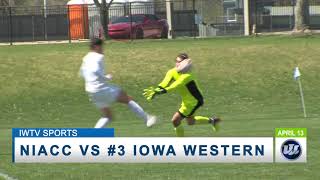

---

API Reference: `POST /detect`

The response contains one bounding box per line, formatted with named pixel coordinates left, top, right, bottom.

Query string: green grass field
left=0, top=36, right=319, bottom=179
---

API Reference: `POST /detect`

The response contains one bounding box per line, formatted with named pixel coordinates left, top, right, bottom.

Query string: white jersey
left=80, top=52, right=109, bottom=93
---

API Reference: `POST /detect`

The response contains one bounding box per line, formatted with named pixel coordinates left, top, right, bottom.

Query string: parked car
left=108, top=14, right=168, bottom=39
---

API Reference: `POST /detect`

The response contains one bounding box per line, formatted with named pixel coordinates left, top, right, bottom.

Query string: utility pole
left=44, top=0, right=48, bottom=40
left=166, top=0, right=173, bottom=39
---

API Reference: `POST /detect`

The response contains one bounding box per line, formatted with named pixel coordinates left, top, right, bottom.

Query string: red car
left=108, top=14, right=168, bottom=39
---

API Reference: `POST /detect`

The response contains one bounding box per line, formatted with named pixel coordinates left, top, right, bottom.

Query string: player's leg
left=117, top=90, right=156, bottom=127
left=89, top=90, right=113, bottom=128
left=186, top=116, right=209, bottom=125
left=182, top=101, right=222, bottom=131
left=179, top=102, right=204, bottom=125
left=172, top=112, right=185, bottom=137
left=94, top=107, right=112, bottom=128
left=201, top=116, right=222, bottom=131
left=186, top=115, right=221, bottom=131
left=117, top=90, right=147, bottom=120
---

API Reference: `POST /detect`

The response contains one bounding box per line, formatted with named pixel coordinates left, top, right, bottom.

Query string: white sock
left=128, top=100, right=148, bottom=122
left=94, top=117, right=110, bottom=128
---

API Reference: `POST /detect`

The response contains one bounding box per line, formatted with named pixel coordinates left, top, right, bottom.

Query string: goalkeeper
left=143, top=53, right=221, bottom=137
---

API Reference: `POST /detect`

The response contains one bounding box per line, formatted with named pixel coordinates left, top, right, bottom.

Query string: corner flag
left=293, top=67, right=301, bottom=80
left=293, top=67, right=306, bottom=118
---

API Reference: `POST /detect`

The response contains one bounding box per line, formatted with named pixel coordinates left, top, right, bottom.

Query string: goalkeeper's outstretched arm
left=143, top=69, right=174, bottom=101
left=163, top=74, right=191, bottom=92
left=143, top=73, right=191, bottom=100
left=158, top=69, right=174, bottom=88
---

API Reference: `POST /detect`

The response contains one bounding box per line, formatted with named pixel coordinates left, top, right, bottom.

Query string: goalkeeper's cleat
left=146, top=115, right=157, bottom=127
left=210, top=116, right=221, bottom=132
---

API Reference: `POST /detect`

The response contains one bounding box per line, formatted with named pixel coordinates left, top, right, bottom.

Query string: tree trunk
left=100, top=7, right=110, bottom=39
left=93, top=0, right=113, bottom=39
left=294, top=0, right=310, bottom=33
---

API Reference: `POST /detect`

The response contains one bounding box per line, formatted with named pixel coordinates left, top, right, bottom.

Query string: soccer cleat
left=210, top=116, right=221, bottom=132
left=146, top=115, right=157, bottom=127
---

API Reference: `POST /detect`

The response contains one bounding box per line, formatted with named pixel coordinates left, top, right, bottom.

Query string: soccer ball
left=176, top=59, right=192, bottom=73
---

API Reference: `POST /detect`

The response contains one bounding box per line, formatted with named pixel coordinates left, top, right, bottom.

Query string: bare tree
left=93, top=0, right=114, bottom=39
left=293, top=0, right=310, bottom=33
left=0, top=0, right=9, bottom=6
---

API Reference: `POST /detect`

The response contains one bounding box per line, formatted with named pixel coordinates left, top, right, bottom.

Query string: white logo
left=282, top=144, right=300, bottom=155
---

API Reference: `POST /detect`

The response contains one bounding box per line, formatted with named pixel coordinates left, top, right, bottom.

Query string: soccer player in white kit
left=80, top=38, right=156, bottom=128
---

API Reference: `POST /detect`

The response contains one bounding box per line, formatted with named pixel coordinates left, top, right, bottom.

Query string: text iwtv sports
left=19, top=129, right=78, bottom=137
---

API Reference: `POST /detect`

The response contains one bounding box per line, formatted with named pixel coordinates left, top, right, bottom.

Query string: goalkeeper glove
left=143, top=86, right=167, bottom=101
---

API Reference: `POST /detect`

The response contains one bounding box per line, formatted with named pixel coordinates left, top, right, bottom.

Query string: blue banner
left=12, top=128, right=114, bottom=138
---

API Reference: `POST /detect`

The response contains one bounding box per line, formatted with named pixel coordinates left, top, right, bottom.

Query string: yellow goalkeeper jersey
left=158, top=68, right=204, bottom=106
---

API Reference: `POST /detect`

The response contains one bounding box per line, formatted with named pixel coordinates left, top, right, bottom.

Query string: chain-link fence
left=0, top=0, right=246, bottom=44
left=252, top=0, right=320, bottom=33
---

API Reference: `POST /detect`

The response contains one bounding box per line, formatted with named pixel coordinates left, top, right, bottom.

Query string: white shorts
left=88, top=85, right=121, bottom=108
